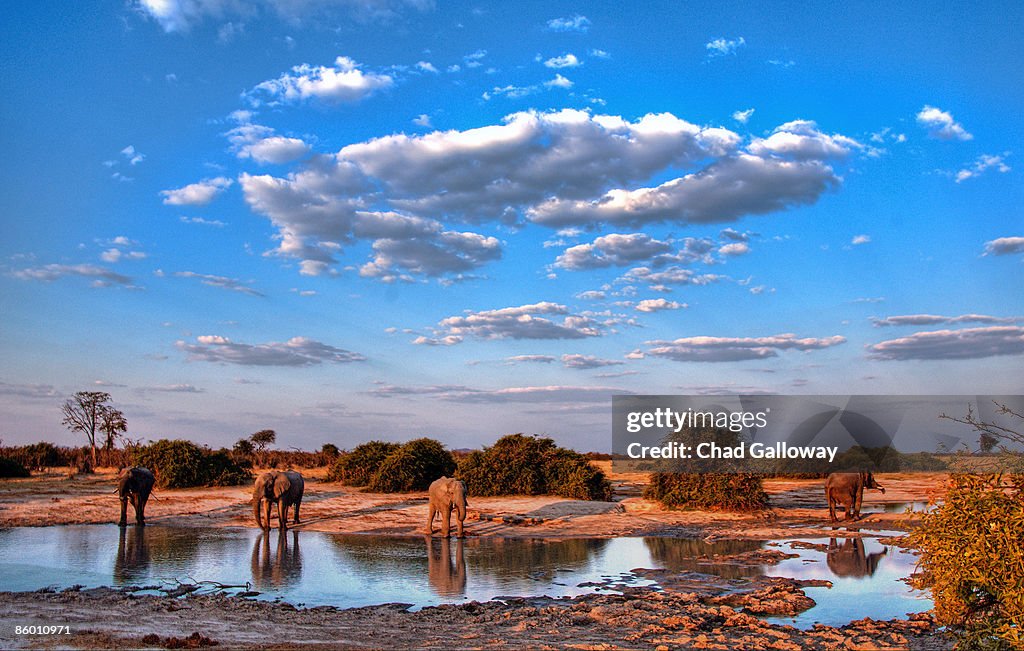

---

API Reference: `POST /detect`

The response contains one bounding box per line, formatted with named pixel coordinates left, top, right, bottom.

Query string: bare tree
left=940, top=402, right=1024, bottom=472
left=62, top=391, right=125, bottom=467
left=940, top=402, right=1024, bottom=449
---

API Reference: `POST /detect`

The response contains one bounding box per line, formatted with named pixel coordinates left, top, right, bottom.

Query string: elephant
left=826, top=537, right=887, bottom=578
left=116, top=467, right=155, bottom=527
left=825, top=471, right=885, bottom=521
left=253, top=470, right=304, bottom=530
left=425, top=476, right=468, bottom=538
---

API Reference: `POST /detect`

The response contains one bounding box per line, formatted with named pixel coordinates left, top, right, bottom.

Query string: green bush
left=832, top=446, right=947, bottom=472
left=541, top=448, right=613, bottom=501
left=368, top=438, right=456, bottom=492
left=8, top=442, right=64, bottom=469
left=327, top=440, right=401, bottom=485
left=133, top=439, right=252, bottom=488
left=644, top=472, right=769, bottom=511
left=909, top=474, right=1024, bottom=650
left=638, top=424, right=769, bottom=511
left=205, top=449, right=254, bottom=486
left=0, top=456, right=30, bottom=478
left=457, top=434, right=612, bottom=501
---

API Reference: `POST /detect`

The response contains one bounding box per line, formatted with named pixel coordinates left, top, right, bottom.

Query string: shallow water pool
left=0, top=525, right=930, bottom=627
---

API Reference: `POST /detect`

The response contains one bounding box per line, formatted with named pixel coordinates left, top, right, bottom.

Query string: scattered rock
left=163, top=632, right=219, bottom=648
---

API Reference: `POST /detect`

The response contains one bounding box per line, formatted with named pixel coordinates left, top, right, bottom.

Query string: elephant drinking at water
left=426, top=476, right=468, bottom=538
left=253, top=471, right=305, bottom=530
left=117, top=467, right=155, bottom=527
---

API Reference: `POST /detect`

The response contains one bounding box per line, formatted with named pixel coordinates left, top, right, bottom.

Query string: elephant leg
left=119, top=497, right=129, bottom=527
left=456, top=511, right=464, bottom=538
left=278, top=501, right=288, bottom=531
left=854, top=487, right=864, bottom=520
left=293, top=496, right=301, bottom=524
left=441, top=505, right=452, bottom=537
left=426, top=504, right=436, bottom=535
left=843, top=494, right=856, bottom=521
left=826, top=488, right=835, bottom=521
left=137, top=491, right=149, bottom=525
left=264, top=500, right=273, bottom=530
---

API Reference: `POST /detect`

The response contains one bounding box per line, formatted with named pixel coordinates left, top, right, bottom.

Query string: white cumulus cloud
left=635, top=298, right=685, bottom=312
left=871, top=314, right=1019, bottom=327
left=544, top=53, right=581, bottom=68
left=561, top=353, right=623, bottom=369
left=732, top=108, right=754, bottom=124
left=706, top=36, right=745, bottom=57
left=983, top=236, right=1024, bottom=256
left=427, top=302, right=601, bottom=342
left=160, top=177, right=233, bottom=205
left=647, top=333, right=846, bottom=362
left=867, top=326, right=1024, bottom=360
left=546, top=14, right=590, bottom=32
left=177, top=335, right=365, bottom=366
left=249, top=56, right=393, bottom=106
left=916, top=105, right=972, bottom=141
left=955, top=153, right=1010, bottom=183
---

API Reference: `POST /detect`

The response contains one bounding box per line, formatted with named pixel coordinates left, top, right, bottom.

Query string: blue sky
left=1, top=0, right=1021, bottom=451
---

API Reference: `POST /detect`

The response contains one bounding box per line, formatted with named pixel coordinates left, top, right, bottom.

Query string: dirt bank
left=0, top=578, right=949, bottom=650
left=0, top=467, right=948, bottom=540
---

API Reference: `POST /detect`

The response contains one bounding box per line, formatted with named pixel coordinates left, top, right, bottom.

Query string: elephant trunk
left=456, top=499, right=466, bottom=522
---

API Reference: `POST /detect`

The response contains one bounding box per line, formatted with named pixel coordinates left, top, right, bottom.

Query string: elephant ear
left=274, top=473, right=292, bottom=498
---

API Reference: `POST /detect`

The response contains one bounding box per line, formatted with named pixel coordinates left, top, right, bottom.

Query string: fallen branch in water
left=152, top=577, right=252, bottom=597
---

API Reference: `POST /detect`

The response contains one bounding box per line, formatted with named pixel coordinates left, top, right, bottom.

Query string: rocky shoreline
left=0, top=576, right=949, bottom=650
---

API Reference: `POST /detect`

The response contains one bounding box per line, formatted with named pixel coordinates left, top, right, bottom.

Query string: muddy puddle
left=0, top=526, right=930, bottom=627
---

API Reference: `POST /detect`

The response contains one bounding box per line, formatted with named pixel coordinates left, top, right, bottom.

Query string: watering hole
left=0, top=526, right=930, bottom=628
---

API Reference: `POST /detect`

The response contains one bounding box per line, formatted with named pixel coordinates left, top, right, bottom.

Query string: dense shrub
left=541, top=448, right=614, bottom=501
left=205, top=449, right=255, bottom=486
left=8, top=442, right=63, bottom=469
left=0, top=456, right=31, bottom=478
left=639, top=424, right=770, bottom=511
left=327, top=440, right=401, bottom=485
left=457, top=434, right=613, bottom=501
left=133, top=439, right=252, bottom=488
left=832, top=446, right=947, bottom=472
left=644, top=472, right=769, bottom=511
left=319, top=443, right=340, bottom=460
left=909, top=474, right=1024, bottom=649
left=368, top=438, right=456, bottom=492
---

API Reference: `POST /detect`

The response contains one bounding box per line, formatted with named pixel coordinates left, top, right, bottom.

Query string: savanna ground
left=0, top=465, right=953, bottom=650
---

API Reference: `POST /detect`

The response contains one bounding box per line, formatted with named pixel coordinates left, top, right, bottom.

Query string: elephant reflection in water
left=425, top=536, right=466, bottom=597
left=114, top=525, right=151, bottom=584
left=250, top=530, right=303, bottom=589
left=826, top=537, right=887, bottom=578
